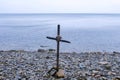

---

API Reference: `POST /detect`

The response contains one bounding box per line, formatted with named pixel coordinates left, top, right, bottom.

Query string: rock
left=92, top=73, right=95, bottom=77
left=48, top=49, right=56, bottom=53
left=0, top=50, right=4, bottom=52
left=101, top=77, right=107, bottom=80
left=98, top=61, right=109, bottom=65
left=0, top=51, right=119, bottom=80
left=0, top=76, right=5, bottom=79
left=33, top=58, right=39, bottom=61
left=77, top=76, right=87, bottom=80
left=56, top=69, right=65, bottom=78
left=40, top=45, right=48, bottom=48
left=70, top=78, right=77, bottom=80
left=94, top=75, right=101, bottom=78
left=104, top=64, right=111, bottom=70
left=108, top=71, right=116, bottom=75
left=37, top=49, right=46, bottom=52
left=92, top=70, right=99, bottom=74
left=112, top=77, right=120, bottom=80
left=113, top=51, right=120, bottom=54
left=84, top=71, right=91, bottom=76
left=47, top=67, right=58, bottom=78
left=9, top=50, right=18, bottom=52
left=48, top=65, right=53, bottom=70
left=46, top=56, right=50, bottom=59
left=79, top=63, right=86, bottom=69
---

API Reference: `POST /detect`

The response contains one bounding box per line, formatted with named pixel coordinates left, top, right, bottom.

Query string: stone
left=0, top=50, right=4, bottom=52
left=56, top=69, right=65, bottom=78
left=40, top=45, right=48, bottom=48
left=37, top=49, right=46, bottom=52
left=0, top=51, right=120, bottom=80
left=79, top=63, right=86, bottom=69
left=94, top=75, right=101, bottom=78
left=104, top=65, right=111, bottom=70
left=77, top=76, right=87, bottom=80
left=98, top=61, right=109, bottom=65
left=70, top=78, right=77, bottom=80
left=113, top=51, right=120, bottom=54
left=101, top=77, right=107, bottom=80
left=92, top=70, right=99, bottom=74
left=112, top=77, right=120, bottom=80
left=108, top=71, right=116, bottom=75
left=92, top=73, right=95, bottom=77
left=48, top=49, right=56, bottom=53
left=0, top=76, right=5, bottom=79
left=46, top=56, right=50, bottom=59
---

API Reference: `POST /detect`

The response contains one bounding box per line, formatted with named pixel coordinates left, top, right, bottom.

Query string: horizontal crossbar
left=46, top=36, right=71, bottom=43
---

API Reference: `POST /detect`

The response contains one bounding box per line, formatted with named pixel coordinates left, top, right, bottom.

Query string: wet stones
left=56, top=69, right=65, bottom=78
left=98, top=61, right=109, bottom=65
left=0, top=51, right=119, bottom=80
left=92, top=70, right=100, bottom=74
left=112, top=77, right=120, bottom=80
left=77, top=76, right=87, bottom=80
left=0, top=76, right=5, bottom=80
left=113, top=51, right=120, bottom=54
left=0, top=50, right=4, bottom=53
left=46, top=56, right=50, bottom=59
left=108, top=71, right=116, bottom=76
left=79, top=63, right=86, bottom=69
left=37, top=48, right=56, bottom=53
left=104, top=64, right=112, bottom=70
left=48, top=49, right=56, bottom=52
left=37, top=49, right=46, bottom=53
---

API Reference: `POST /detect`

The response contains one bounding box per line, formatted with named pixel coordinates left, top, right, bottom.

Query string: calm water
left=0, top=14, right=120, bottom=52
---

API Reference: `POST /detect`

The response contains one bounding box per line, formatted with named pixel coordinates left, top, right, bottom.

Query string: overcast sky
left=0, top=0, right=120, bottom=13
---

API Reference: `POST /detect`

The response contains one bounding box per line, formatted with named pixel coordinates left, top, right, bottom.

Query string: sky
left=0, top=0, right=120, bottom=13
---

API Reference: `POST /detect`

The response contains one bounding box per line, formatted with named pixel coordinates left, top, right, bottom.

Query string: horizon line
left=0, top=13, right=120, bottom=15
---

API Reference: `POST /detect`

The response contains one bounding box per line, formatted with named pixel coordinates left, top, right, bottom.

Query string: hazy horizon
left=0, top=0, right=120, bottom=13
left=0, top=13, right=120, bottom=14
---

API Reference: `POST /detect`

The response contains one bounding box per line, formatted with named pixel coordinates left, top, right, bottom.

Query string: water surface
left=0, top=14, right=120, bottom=52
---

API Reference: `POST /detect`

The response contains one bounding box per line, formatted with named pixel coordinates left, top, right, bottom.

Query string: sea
left=0, top=13, right=120, bottom=52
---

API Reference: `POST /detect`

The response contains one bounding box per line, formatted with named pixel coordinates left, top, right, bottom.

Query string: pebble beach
left=0, top=50, right=120, bottom=80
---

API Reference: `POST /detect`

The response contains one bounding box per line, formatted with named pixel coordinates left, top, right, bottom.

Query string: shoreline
left=0, top=49, right=120, bottom=53
left=0, top=50, right=120, bottom=80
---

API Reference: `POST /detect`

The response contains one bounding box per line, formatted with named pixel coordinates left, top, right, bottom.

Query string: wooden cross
left=46, top=24, right=70, bottom=71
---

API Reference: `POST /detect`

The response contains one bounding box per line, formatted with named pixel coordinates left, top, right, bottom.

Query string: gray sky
left=0, top=0, right=120, bottom=13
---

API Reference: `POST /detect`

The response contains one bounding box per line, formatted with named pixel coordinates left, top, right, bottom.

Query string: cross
left=46, top=24, right=70, bottom=72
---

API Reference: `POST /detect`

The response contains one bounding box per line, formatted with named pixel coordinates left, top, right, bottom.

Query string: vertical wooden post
left=56, top=24, right=60, bottom=71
